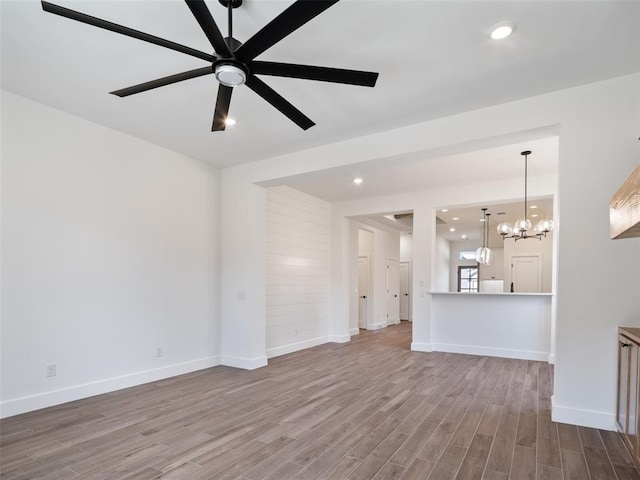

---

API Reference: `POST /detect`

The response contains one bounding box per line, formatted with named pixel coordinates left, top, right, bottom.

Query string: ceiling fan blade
left=251, top=61, right=378, bottom=87
left=41, top=1, right=214, bottom=62
left=245, top=75, right=315, bottom=130
left=184, top=0, right=232, bottom=57
left=212, top=85, right=233, bottom=131
left=235, top=0, right=339, bottom=61
left=110, top=66, right=214, bottom=97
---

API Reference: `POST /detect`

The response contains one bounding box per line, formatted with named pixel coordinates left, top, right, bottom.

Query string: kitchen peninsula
left=428, top=291, right=554, bottom=362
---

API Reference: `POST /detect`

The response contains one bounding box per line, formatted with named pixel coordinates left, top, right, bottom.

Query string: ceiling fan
left=41, top=0, right=379, bottom=132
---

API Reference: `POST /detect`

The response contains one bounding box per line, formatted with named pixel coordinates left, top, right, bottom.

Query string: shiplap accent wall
left=266, top=186, right=331, bottom=358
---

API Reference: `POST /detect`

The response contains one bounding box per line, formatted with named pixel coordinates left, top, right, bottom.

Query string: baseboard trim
left=330, top=334, right=351, bottom=343
left=551, top=395, right=616, bottom=430
left=349, top=328, right=360, bottom=336
left=221, top=355, right=268, bottom=370
left=0, top=355, right=221, bottom=419
left=367, top=322, right=387, bottom=330
left=266, top=336, right=330, bottom=359
left=431, top=343, right=548, bottom=361
left=411, top=342, right=433, bottom=352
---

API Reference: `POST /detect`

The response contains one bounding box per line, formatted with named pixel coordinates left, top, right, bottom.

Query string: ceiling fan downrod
left=214, top=0, right=246, bottom=86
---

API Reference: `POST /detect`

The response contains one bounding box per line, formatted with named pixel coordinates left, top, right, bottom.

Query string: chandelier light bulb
left=497, top=222, right=513, bottom=236
left=514, top=218, right=531, bottom=232
left=535, top=219, right=554, bottom=234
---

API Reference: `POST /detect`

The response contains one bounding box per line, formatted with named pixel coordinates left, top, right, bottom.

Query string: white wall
left=1, top=91, right=221, bottom=417
left=400, top=233, right=413, bottom=262
left=220, top=173, right=267, bottom=370
left=434, top=235, right=450, bottom=292
left=358, top=227, right=374, bottom=255
left=265, top=186, right=331, bottom=357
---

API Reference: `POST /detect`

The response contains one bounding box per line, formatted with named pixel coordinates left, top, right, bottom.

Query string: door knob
left=394, top=294, right=398, bottom=298
left=360, top=295, right=367, bottom=299
left=403, top=293, right=409, bottom=296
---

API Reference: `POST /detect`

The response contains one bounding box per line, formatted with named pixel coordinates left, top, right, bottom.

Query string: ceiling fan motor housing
left=213, top=36, right=247, bottom=86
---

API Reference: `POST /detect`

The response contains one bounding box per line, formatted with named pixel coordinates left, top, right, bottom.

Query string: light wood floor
left=1, top=322, right=638, bottom=479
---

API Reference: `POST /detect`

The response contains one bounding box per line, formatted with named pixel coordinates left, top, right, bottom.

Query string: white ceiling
left=268, top=135, right=559, bottom=202
left=2, top=1, right=639, bottom=169
left=356, top=195, right=554, bottom=243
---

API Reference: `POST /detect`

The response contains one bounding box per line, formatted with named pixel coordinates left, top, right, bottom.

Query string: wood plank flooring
left=1, top=322, right=638, bottom=479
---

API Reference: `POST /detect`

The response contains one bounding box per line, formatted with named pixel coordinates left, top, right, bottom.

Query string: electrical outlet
left=46, top=364, right=56, bottom=377
left=156, top=346, right=163, bottom=357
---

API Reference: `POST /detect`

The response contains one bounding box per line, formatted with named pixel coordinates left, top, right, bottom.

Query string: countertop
left=429, top=292, right=554, bottom=296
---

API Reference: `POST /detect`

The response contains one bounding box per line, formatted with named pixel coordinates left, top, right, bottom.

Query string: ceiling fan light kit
left=41, top=0, right=379, bottom=132
left=215, top=64, right=247, bottom=87
left=497, top=150, right=555, bottom=241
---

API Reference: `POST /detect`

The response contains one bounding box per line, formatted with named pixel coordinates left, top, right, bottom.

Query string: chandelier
left=497, top=150, right=554, bottom=241
left=475, top=208, right=492, bottom=265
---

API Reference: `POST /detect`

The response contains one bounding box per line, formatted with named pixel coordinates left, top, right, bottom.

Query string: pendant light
left=497, top=150, right=554, bottom=241
left=475, top=208, right=492, bottom=265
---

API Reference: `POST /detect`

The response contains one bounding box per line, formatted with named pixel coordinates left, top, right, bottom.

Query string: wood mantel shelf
left=611, top=163, right=640, bottom=239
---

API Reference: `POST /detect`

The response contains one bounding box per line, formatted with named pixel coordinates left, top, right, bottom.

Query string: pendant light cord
left=486, top=213, right=490, bottom=248
left=228, top=0, right=233, bottom=39
left=524, top=152, right=528, bottom=223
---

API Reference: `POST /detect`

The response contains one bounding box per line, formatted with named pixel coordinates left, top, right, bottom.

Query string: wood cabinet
left=480, top=248, right=503, bottom=280
left=617, top=328, right=640, bottom=467
left=610, top=164, right=640, bottom=239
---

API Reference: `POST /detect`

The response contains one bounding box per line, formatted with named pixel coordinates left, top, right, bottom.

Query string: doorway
left=510, top=254, right=542, bottom=293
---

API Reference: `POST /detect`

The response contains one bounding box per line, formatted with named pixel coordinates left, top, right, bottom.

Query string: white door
left=386, top=258, right=400, bottom=325
left=358, top=256, right=369, bottom=329
left=511, top=255, right=542, bottom=293
left=399, top=262, right=410, bottom=320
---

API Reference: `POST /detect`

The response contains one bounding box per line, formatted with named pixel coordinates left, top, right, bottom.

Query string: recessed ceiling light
left=530, top=205, right=537, bottom=209
left=442, top=209, right=448, bottom=212
left=225, top=118, right=236, bottom=126
left=489, top=22, right=516, bottom=40
left=532, top=214, right=539, bottom=218
left=480, top=218, right=486, bottom=222
left=450, top=228, right=456, bottom=232
left=452, top=217, right=459, bottom=221
left=462, top=235, right=467, bottom=239
left=353, top=177, right=363, bottom=185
